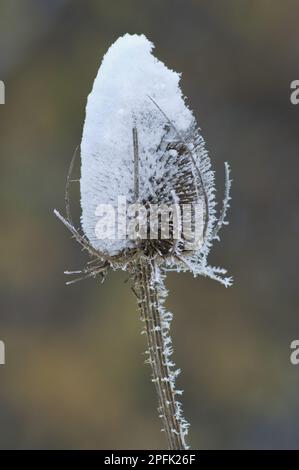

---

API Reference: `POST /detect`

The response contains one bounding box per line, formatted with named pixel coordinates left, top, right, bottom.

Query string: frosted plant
left=55, top=33, right=232, bottom=450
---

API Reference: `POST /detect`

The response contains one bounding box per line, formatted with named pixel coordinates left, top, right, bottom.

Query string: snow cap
left=80, top=34, right=195, bottom=255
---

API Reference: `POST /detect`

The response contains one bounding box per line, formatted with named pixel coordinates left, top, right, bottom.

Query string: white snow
left=80, top=33, right=195, bottom=255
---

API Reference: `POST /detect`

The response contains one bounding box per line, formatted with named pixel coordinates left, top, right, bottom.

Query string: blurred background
left=0, top=0, right=299, bottom=450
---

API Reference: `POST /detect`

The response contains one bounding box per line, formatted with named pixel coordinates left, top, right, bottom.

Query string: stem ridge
left=133, top=256, right=189, bottom=450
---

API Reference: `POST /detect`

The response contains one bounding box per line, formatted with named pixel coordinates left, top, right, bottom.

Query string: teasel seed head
left=66, top=33, right=232, bottom=286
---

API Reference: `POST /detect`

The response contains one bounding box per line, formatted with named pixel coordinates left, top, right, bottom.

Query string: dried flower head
left=55, top=33, right=232, bottom=450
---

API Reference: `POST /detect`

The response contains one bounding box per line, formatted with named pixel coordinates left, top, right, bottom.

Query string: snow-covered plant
left=55, top=34, right=232, bottom=450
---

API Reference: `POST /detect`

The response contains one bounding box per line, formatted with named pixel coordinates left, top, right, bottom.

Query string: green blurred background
left=0, top=0, right=299, bottom=449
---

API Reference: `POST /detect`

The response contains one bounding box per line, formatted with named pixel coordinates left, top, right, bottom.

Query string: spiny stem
left=133, top=255, right=189, bottom=450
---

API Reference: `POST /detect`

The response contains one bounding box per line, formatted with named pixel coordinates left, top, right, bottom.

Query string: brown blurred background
left=0, top=0, right=299, bottom=449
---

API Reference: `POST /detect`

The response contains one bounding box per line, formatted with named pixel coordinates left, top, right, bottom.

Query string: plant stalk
left=133, top=255, right=188, bottom=450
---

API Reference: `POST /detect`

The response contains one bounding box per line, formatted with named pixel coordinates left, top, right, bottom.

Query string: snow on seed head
left=80, top=34, right=232, bottom=286
left=80, top=34, right=195, bottom=254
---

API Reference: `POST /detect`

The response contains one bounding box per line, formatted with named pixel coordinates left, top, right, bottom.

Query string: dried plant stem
left=133, top=255, right=188, bottom=450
